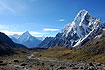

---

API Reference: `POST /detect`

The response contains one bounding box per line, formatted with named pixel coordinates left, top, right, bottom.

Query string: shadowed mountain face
left=42, top=9, right=105, bottom=48
left=0, top=32, right=27, bottom=49
left=0, top=32, right=16, bottom=48
left=37, top=37, right=54, bottom=48
left=0, top=41, right=14, bottom=56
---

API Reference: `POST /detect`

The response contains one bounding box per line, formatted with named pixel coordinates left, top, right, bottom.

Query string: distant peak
left=23, top=31, right=31, bottom=35
left=79, top=9, right=88, bottom=13
left=24, top=31, right=29, bottom=33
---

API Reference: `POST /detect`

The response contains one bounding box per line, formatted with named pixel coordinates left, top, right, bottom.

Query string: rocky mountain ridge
left=42, top=9, right=105, bottom=48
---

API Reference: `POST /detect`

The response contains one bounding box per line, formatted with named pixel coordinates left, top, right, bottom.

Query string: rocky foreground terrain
left=0, top=48, right=105, bottom=70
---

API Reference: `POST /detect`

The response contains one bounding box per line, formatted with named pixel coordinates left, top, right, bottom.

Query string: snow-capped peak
left=23, top=31, right=31, bottom=36
left=18, top=31, right=32, bottom=42
left=61, top=9, right=104, bottom=47
left=39, top=9, right=105, bottom=48
left=74, top=9, right=88, bottom=23
left=62, top=9, right=100, bottom=38
left=10, top=31, right=42, bottom=48
left=9, top=34, right=20, bottom=39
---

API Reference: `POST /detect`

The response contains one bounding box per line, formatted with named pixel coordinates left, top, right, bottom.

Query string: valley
left=0, top=9, right=105, bottom=70
left=0, top=47, right=105, bottom=70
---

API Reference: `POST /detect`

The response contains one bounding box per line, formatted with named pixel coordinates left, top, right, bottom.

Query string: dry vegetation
left=0, top=48, right=30, bottom=62
left=34, top=34, right=105, bottom=63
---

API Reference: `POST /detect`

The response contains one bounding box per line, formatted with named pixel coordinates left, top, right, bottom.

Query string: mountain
left=36, top=36, right=46, bottom=41
left=10, top=36, right=20, bottom=44
left=36, top=34, right=105, bottom=63
left=43, top=9, right=105, bottom=48
left=0, top=32, right=15, bottom=55
left=58, top=34, right=105, bottom=63
left=9, top=34, right=20, bottom=39
left=0, top=32, right=27, bottom=49
left=0, top=32, right=16, bottom=48
left=0, top=41, right=14, bottom=56
left=37, top=37, right=54, bottom=48
left=15, top=43, right=27, bottom=48
left=10, top=31, right=42, bottom=48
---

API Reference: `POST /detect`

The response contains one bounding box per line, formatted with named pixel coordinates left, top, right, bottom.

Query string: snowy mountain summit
left=18, top=31, right=31, bottom=42
left=10, top=31, right=42, bottom=48
left=63, top=10, right=100, bottom=37
left=43, top=9, right=105, bottom=48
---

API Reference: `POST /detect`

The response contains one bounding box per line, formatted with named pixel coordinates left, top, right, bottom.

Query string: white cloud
left=44, top=28, right=59, bottom=31
left=59, top=19, right=65, bottom=22
left=0, top=30, right=45, bottom=36
left=0, top=30, right=23, bottom=35
left=0, top=25, right=9, bottom=29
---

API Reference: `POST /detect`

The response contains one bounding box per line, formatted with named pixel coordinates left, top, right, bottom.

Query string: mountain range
left=0, top=9, right=105, bottom=51
left=0, top=32, right=16, bottom=48
left=0, top=32, right=27, bottom=55
left=40, top=9, right=105, bottom=48
left=9, top=31, right=42, bottom=48
left=37, top=37, right=54, bottom=48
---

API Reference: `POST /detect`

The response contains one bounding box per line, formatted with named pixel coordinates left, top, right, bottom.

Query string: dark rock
left=36, top=63, right=40, bottom=65
left=41, top=63, right=44, bottom=66
left=0, top=61, right=3, bottom=63
left=89, top=63, right=94, bottom=66
left=50, top=64, right=54, bottom=67
left=57, top=66, right=66, bottom=69
left=20, top=63, right=27, bottom=66
left=14, top=60, right=19, bottom=63
left=88, top=66, right=96, bottom=70
left=39, top=55, right=42, bottom=57
left=72, top=67, right=79, bottom=69
left=79, top=66, right=84, bottom=69
left=96, top=63, right=102, bottom=66
left=69, top=64, right=74, bottom=67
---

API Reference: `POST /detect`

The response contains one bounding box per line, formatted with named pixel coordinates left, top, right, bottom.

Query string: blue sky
left=0, top=0, right=105, bottom=37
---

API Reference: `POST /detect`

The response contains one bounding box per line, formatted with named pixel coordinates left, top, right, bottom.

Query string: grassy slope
left=34, top=34, right=105, bottom=63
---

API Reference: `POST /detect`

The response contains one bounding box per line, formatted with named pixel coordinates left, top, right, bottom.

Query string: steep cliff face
left=44, top=10, right=105, bottom=48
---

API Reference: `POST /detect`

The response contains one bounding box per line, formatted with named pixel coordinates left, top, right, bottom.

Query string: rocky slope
left=43, top=9, right=105, bottom=48
left=0, top=32, right=27, bottom=49
left=34, top=34, right=105, bottom=63
left=37, top=37, right=54, bottom=48
left=0, top=40, right=13, bottom=56
left=0, top=32, right=16, bottom=48
left=59, top=34, right=105, bottom=63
